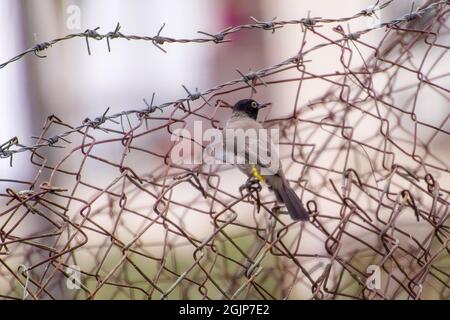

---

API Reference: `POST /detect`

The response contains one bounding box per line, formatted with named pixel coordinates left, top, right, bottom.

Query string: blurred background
left=0, top=0, right=448, bottom=300
left=1, top=0, right=428, bottom=182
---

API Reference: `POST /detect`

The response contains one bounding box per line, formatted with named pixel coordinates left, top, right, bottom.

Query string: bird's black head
left=232, top=99, right=267, bottom=120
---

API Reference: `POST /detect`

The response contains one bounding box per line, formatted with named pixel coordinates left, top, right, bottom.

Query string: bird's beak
left=257, top=102, right=270, bottom=109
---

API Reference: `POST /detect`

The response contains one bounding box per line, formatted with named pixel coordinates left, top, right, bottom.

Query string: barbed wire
left=0, top=0, right=449, bottom=300
left=0, top=0, right=450, bottom=162
left=0, top=0, right=394, bottom=68
left=1, top=0, right=448, bottom=164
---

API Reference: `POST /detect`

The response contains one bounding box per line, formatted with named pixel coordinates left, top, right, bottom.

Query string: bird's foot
left=239, top=177, right=263, bottom=213
left=239, top=176, right=262, bottom=196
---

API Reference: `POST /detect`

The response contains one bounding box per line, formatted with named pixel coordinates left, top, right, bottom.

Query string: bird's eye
left=251, top=101, right=258, bottom=108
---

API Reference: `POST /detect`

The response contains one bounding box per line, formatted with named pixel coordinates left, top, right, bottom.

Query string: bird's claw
left=239, top=177, right=262, bottom=196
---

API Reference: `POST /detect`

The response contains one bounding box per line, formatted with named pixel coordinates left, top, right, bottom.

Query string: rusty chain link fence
left=0, top=0, right=449, bottom=300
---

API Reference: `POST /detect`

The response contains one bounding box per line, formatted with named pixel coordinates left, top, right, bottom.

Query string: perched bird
left=223, top=99, right=309, bottom=221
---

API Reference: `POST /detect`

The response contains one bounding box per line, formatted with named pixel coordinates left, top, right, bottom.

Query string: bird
left=223, top=98, right=309, bottom=221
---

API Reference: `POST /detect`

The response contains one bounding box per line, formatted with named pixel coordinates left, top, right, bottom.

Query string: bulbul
left=223, top=99, right=309, bottom=221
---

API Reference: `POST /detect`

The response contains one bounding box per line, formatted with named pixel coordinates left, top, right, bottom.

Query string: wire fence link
left=0, top=0, right=449, bottom=300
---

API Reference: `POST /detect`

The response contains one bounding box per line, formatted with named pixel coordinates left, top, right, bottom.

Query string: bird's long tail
left=273, top=179, right=309, bottom=221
